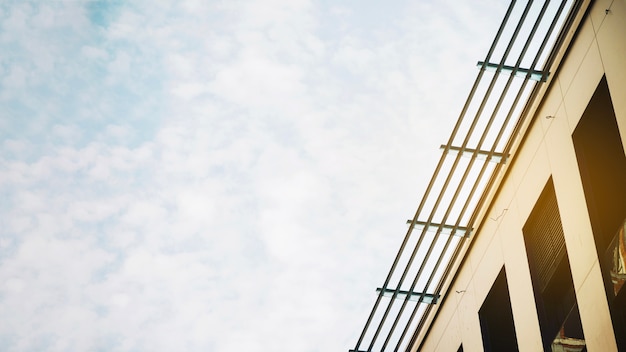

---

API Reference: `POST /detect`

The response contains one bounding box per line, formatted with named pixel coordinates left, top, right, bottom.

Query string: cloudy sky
left=0, top=1, right=506, bottom=351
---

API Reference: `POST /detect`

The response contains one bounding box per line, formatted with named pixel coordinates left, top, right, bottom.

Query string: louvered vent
left=523, top=180, right=566, bottom=292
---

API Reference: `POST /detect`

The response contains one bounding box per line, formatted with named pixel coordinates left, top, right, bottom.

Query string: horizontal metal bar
left=440, top=144, right=508, bottom=163
left=405, top=220, right=471, bottom=237
left=477, top=60, right=548, bottom=81
left=376, top=288, right=439, bottom=304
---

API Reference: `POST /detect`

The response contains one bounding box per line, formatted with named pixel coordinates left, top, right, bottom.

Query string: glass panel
left=608, top=220, right=626, bottom=297
left=550, top=304, right=586, bottom=352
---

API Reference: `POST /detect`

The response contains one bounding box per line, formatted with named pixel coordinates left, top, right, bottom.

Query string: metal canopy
left=351, top=1, right=583, bottom=351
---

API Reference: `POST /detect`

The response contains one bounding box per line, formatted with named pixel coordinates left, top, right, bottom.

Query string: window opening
left=479, top=267, right=519, bottom=352
left=572, top=76, right=626, bottom=350
left=523, top=179, right=585, bottom=351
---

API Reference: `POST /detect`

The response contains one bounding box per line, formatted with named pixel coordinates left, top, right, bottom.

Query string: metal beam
left=376, top=288, right=439, bottom=304
left=405, top=220, right=471, bottom=237
left=440, top=144, right=508, bottom=163
left=477, top=61, right=548, bottom=81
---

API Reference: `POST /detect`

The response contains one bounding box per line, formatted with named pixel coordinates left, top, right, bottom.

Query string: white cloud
left=0, top=0, right=508, bottom=351
left=209, top=55, right=307, bottom=112
left=81, top=45, right=109, bottom=60
left=107, top=51, right=132, bottom=76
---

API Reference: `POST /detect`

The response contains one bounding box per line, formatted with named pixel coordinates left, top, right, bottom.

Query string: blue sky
left=0, top=1, right=505, bottom=351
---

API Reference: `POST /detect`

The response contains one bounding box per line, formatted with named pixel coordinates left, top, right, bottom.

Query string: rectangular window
left=572, top=76, right=626, bottom=349
left=479, top=267, right=518, bottom=352
left=523, top=179, right=585, bottom=351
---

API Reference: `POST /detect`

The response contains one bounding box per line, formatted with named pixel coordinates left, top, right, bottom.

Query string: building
left=351, top=0, right=626, bottom=351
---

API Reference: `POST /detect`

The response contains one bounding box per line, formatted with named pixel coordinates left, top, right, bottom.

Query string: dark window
left=572, top=75, right=626, bottom=349
left=479, top=267, right=518, bottom=352
left=523, top=179, right=585, bottom=351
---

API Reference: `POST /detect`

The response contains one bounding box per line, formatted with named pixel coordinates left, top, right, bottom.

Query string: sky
left=0, top=1, right=506, bottom=351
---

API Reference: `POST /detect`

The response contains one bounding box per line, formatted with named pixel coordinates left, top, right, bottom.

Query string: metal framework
left=350, top=1, right=584, bottom=351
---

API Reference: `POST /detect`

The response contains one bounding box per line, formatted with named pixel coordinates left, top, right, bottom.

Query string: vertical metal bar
left=387, top=1, right=555, bottom=349
left=353, top=0, right=581, bottom=349
left=368, top=1, right=537, bottom=350
left=408, top=1, right=570, bottom=349
left=351, top=2, right=519, bottom=351
left=406, top=1, right=574, bottom=351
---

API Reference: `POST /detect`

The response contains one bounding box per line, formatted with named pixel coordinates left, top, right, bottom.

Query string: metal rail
left=351, top=0, right=518, bottom=348
left=386, top=0, right=551, bottom=349
left=350, top=1, right=581, bottom=351
left=408, top=1, right=573, bottom=350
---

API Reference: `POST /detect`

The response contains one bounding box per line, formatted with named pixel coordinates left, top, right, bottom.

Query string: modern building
left=351, top=0, right=626, bottom=351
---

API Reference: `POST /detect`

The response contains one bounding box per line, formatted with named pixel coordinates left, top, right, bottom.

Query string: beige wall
left=416, top=1, right=626, bottom=351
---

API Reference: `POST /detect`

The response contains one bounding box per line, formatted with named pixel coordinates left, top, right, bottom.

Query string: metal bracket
left=406, top=220, right=471, bottom=237
left=477, top=61, right=548, bottom=82
left=441, top=144, right=508, bottom=163
left=376, top=287, right=440, bottom=304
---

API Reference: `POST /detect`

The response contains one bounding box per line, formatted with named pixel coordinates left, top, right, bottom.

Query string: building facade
left=351, top=0, right=626, bottom=351
left=416, top=0, right=626, bottom=351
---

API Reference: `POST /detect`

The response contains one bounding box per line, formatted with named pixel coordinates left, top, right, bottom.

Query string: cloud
left=210, top=56, right=307, bottom=111
left=0, top=0, right=508, bottom=351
